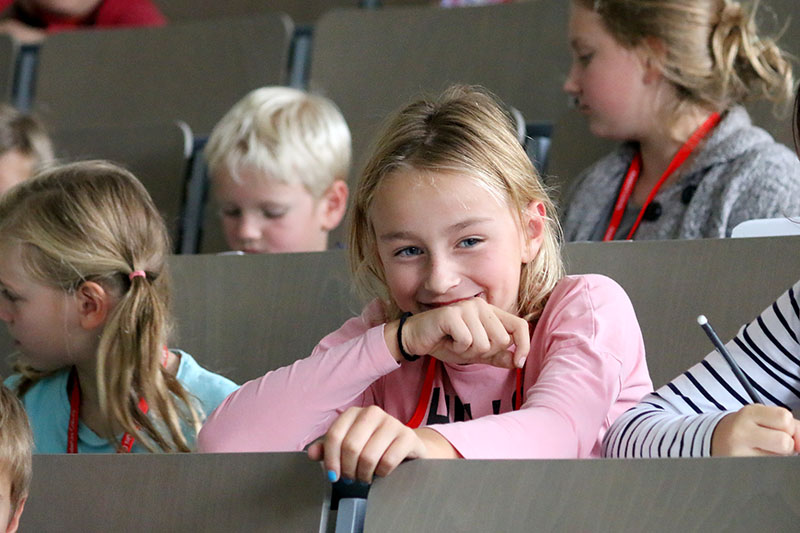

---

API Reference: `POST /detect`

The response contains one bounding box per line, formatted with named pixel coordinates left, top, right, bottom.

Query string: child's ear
left=6, top=496, right=25, bottom=533
left=74, top=281, right=113, bottom=331
left=319, top=179, right=349, bottom=231
left=521, top=200, right=547, bottom=264
left=640, top=37, right=666, bottom=84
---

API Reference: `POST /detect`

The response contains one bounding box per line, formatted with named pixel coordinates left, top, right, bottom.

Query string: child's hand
left=392, top=298, right=530, bottom=369
left=308, top=406, right=455, bottom=483
left=711, top=404, right=800, bottom=456
left=0, top=20, right=45, bottom=44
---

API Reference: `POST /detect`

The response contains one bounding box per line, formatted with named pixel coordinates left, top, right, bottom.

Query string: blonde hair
left=0, top=161, right=201, bottom=452
left=205, top=86, right=351, bottom=198
left=0, top=104, right=53, bottom=171
left=0, top=384, right=32, bottom=517
left=350, top=85, right=564, bottom=322
left=794, top=87, right=800, bottom=152
left=580, top=0, right=794, bottom=111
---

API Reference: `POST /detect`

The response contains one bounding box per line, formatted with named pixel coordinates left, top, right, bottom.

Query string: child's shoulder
left=553, top=273, right=627, bottom=297
left=174, top=350, right=238, bottom=390
left=2, top=373, right=21, bottom=390
left=545, top=274, right=633, bottom=318
left=172, top=350, right=239, bottom=416
left=3, top=369, right=70, bottom=408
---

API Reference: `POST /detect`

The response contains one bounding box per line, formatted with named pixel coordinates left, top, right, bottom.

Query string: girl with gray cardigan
left=561, top=0, right=800, bottom=241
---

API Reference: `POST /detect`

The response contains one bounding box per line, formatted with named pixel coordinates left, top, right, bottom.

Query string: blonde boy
left=205, top=87, right=350, bottom=254
left=0, top=384, right=32, bottom=533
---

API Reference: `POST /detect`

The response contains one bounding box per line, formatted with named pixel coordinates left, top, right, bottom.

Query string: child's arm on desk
left=711, top=404, right=800, bottom=456
left=307, top=406, right=459, bottom=483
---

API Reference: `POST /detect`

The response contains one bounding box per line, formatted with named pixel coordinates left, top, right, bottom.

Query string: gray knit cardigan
left=560, top=107, right=800, bottom=241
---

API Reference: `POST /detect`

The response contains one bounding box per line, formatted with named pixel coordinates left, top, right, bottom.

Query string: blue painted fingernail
left=327, top=470, right=338, bottom=483
left=341, top=477, right=354, bottom=485
left=357, top=481, right=370, bottom=488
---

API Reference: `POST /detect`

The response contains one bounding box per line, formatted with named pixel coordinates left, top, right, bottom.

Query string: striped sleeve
left=603, top=281, right=800, bottom=457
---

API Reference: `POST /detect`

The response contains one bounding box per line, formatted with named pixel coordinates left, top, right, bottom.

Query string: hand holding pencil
left=698, top=315, right=800, bottom=456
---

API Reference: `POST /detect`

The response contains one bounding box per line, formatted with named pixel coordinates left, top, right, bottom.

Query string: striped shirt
left=603, top=280, right=800, bottom=457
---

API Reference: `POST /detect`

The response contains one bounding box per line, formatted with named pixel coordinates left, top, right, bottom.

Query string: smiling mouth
left=421, top=293, right=485, bottom=309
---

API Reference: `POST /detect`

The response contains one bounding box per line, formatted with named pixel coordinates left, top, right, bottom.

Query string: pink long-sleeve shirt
left=198, top=274, right=652, bottom=458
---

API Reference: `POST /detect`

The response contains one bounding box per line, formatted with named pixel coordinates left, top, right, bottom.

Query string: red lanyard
left=405, top=357, right=524, bottom=429
left=67, top=348, right=169, bottom=453
left=603, top=112, right=721, bottom=241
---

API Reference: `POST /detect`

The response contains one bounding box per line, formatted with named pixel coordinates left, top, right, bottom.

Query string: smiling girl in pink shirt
left=198, top=85, right=652, bottom=483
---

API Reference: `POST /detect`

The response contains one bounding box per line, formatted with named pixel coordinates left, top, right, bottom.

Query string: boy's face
left=213, top=166, right=332, bottom=254
left=0, top=150, right=35, bottom=198
left=0, top=469, right=24, bottom=533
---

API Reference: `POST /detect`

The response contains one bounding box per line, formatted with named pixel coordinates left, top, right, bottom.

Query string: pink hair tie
left=129, top=270, right=146, bottom=281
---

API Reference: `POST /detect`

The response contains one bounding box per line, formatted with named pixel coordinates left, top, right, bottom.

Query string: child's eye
left=395, top=246, right=423, bottom=257
left=220, top=207, right=241, bottom=219
left=0, top=288, right=18, bottom=303
left=261, top=208, right=288, bottom=220
left=577, top=52, right=594, bottom=66
left=458, top=237, right=483, bottom=248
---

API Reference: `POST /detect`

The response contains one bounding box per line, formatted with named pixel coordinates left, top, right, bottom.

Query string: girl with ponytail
left=0, top=161, right=237, bottom=453
left=561, top=0, right=800, bottom=241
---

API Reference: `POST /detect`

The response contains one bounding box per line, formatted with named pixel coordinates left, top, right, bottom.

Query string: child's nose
left=237, top=213, right=261, bottom=241
left=563, top=65, right=579, bottom=95
left=423, top=256, right=460, bottom=295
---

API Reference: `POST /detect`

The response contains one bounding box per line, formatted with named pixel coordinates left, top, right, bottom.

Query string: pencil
left=697, top=315, right=763, bottom=404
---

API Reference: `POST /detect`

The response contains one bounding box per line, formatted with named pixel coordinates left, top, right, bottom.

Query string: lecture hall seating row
left=21, top=452, right=800, bottom=531
left=0, top=1, right=795, bottom=253
left=3, top=235, right=799, bottom=388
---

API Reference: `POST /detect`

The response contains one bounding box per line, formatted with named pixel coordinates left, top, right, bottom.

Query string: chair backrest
left=21, top=453, right=329, bottom=532
left=152, top=1, right=434, bottom=25
left=363, top=457, right=800, bottom=531
left=731, top=217, right=800, bottom=238
left=311, top=1, right=569, bottom=168
left=381, top=0, right=431, bottom=5
left=32, top=14, right=293, bottom=136
left=168, top=250, right=359, bottom=384
left=153, top=0, right=379, bottom=26
left=152, top=0, right=287, bottom=21
left=310, top=1, right=571, bottom=244
left=0, top=34, right=17, bottom=104
left=563, top=236, right=800, bottom=387
left=50, top=122, right=192, bottom=250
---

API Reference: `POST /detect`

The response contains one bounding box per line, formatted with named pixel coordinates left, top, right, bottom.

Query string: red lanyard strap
left=67, top=369, right=147, bottom=453
left=603, top=112, right=721, bottom=241
left=67, top=348, right=169, bottom=453
left=405, top=357, right=524, bottom=429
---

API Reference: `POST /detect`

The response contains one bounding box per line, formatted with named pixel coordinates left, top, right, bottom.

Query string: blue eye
left=395, top=246, right=423, bottom=257
left=458, top=237, right=482, bottom=248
